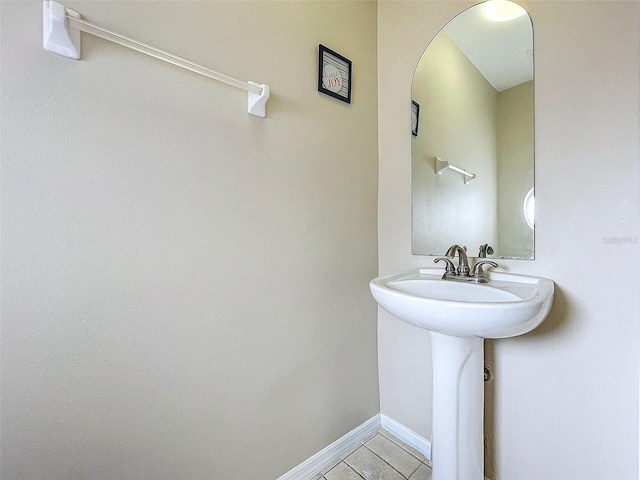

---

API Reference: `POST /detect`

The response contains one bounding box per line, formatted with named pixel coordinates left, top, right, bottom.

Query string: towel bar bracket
left=247, top=82, right=270, bottom=118
left=435, top=156, right=476, bottom=185
left=43, top=1, right=80, bottom=59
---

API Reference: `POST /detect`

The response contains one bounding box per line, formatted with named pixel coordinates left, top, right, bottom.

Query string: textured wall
left=1, top=2, right=379, bottom=478
left=378, top=1, right=639, bottom=479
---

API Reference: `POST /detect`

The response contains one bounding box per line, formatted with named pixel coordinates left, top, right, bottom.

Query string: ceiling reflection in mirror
left=411, top=0, right=534, bottom=259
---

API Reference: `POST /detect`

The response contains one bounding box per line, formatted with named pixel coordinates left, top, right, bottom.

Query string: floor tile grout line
left=377, top=431, right=423, bottom=463
left=345, top=460, right=368, bottom=480
left=320, top=432, right=432, bottom=480
left=321, top=432, right=379, bottom=478
left=361, top=442, right=413, bottom=479
left=405, top=461, right=422, bottom=480
left=324, top=459, right=369, bottom=480
left=378, top=428, right=426, bottom=463
left=322, top=435, right=371, bottom=480
left=411, top=460, right=433, bottom=480
left=368, top=431, right=425, bottom=478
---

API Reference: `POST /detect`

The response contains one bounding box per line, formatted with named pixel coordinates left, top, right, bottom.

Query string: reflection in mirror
left=411, top=0, right=534, bottom=259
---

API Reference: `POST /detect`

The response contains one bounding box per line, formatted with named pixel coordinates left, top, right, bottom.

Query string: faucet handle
left=472, top=260, right=498, bottom=281
left=434, top=257, right=456, bottom=275
left=478, top=243, right=494, bottom=258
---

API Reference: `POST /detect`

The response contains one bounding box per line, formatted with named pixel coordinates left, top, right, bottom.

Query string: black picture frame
left=411, top=100, right=420, bottom=136
left=318, top=44, right=352, bottom=104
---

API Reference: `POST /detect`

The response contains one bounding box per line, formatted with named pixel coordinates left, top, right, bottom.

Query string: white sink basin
left=370, top=268, right=554, bottom=338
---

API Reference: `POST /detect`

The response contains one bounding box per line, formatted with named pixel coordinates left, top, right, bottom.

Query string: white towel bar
left=435, top=157, right=476, bottom=185
left=42, top=1, right=270, bottom=117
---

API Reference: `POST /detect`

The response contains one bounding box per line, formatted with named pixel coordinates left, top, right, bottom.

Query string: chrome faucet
left=435, top=244, right=498, bottom=283
left=445, top=244, right=470, bottom=276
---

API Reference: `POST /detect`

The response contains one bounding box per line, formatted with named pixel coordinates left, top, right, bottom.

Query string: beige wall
left=412, top=32, right=498, bottom=256
left=4, top=1, right=640, bottom=479
left=378, top=1, right=639, bottom=479
left=1, top=2, right=379, bottom=479
left=497, top=80, right=534, bottom=259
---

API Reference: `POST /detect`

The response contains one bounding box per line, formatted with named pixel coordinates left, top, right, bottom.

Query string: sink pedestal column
left=430, top=332, right=484, bottom=480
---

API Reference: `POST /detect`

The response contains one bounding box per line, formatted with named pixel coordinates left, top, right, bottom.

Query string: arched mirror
left=411, top=0, right=534, bottom=259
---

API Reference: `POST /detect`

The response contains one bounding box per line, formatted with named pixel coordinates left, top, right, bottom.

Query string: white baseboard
left=277, top=414, right=381, bottom=480
left=277, top=413, right=432, bottom=480
left=380, top=414, right=431, bottom=463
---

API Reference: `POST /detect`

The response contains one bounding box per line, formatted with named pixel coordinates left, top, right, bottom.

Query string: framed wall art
left=318, top=44, right=352, bottom=104
left=411, top=100, right=420, bottom=136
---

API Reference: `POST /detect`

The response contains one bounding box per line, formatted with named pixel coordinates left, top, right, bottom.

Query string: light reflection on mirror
left=483, top=0, right=527, bottom=22
left=524, top=187, right=535, bottom=230
left=411, top=0, right=534, bottom=259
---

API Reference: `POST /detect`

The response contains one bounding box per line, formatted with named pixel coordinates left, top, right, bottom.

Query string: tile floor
left=315, top=429, right=432, bottom=480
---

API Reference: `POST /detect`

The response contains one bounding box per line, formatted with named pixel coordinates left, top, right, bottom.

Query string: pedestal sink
left=370, top=268, right=554, bottom=480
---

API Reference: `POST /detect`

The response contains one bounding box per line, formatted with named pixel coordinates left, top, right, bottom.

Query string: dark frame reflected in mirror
left=411, top=0, right=534, bottom=259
